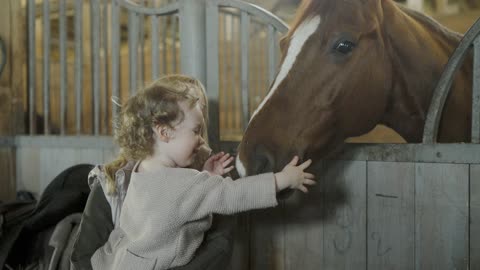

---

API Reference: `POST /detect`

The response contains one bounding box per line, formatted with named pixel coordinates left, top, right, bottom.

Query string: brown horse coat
left=237, top=0, right=472, bottom=176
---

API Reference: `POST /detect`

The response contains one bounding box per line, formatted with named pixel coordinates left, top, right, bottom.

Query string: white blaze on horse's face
left=250, top=15, right=322, bottom=122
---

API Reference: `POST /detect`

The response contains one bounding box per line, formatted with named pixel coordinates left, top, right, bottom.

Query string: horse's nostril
left=252, top=144, right=275, bottom=174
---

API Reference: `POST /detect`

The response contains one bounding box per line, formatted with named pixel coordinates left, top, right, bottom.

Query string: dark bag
left=0, top=200, right=37, bottom=268
left=3, top=164, right=94, bottom=269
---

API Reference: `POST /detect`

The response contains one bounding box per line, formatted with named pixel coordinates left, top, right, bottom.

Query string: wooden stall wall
left=246, top=151, right=479, bottom=270
left=14, top=137, right=118, bottom=197
left=0, top=0, right=25, bottom=201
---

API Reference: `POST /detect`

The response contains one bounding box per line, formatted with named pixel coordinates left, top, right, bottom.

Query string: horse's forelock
left=288, top=0, right=319, bottom=36
left=289, top=0, right=375, bottom=36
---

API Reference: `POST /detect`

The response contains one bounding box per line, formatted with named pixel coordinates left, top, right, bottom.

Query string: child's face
left=164, top=101, right=206, bottom=168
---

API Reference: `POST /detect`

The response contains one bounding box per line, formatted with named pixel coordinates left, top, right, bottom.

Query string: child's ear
left=153, top=125, right=171, bottom=142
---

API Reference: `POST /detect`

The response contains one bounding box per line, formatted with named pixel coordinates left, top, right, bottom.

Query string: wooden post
left=0, top=0, right=25, bottom=201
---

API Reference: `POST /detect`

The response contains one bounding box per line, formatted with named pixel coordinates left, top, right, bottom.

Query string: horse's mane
left=284, top=0, right=462, bottom=45
left=397, top=3, right=462, bottom=46
left=282, top=0, right=321, bottom=40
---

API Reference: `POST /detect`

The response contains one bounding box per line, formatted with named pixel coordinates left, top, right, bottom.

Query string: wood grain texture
left=415, top=163, right=469, bottom=270
left=367, top=161, right=415, bottom=270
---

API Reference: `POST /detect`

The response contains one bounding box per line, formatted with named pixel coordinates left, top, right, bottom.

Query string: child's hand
left=203, top=152, right=235, bottom=176
left=274, top=156, right=316, bottom=193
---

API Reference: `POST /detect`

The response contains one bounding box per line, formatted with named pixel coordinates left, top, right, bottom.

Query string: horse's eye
left=334, top=40, right=356, bottom=54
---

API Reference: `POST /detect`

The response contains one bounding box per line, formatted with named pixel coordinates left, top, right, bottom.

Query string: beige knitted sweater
left=91, top=164, right=277, bottom=270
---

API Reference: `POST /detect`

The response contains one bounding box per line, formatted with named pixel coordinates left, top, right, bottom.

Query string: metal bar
left=267, top=24, right=276, bottom=86
left=102, top=0, right=109, bottom=134
left=172, top=15, right=178, bottom=73
left=139, top=4, right=145, bottom=86
left=59, top=0, right=67, bottom=135
left=43, top=0, right=50, bottom=135
left=150, top=0, right=160, bottom=80
left=162, top=16, right=168, bottom=73
left=240, top=11, right=250, bottom=129
left=28, top=0, right=36, bottom=135
left=206, top=0, right=220, bottom=149
left=151, top=15, right=160, bottom=79
left=128, top=11, right=139, bottom=95
left=254, top=23, right=261, bottom=113
left=216, top=6, right=280, bottom=26
left=473, top=38, right=480, bottom=143
left=111, top=0, right=121, bottom=127
left=216, top=0, right=288, bottom=33
left=75, top=0, right=83, bottom=134
left=92, top=0, right=101, bottom=135
left=179, top=0, right=206, bottom=83
left=232, top=15, right=238, bottom=131
left=150, top=0, right=160, bottom=81
left=222, top=12, right=228, bottom=130
left=116, top=0, right=179, bottom=16
left=423, top=21, right=480, bottom=143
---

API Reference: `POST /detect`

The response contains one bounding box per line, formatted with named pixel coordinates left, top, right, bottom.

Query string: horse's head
left=237, top=0, right=398, bottom=176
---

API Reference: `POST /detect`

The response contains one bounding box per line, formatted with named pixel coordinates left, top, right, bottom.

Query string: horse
left=235, top=0, right=473, bottom=177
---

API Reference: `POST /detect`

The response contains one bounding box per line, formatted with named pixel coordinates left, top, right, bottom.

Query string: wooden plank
left=16, top=147, right=41, bottom=197
left=415, top=163, right=469, bottom=270
left=227, top=212, right=250, bottom=270
left=283, top=161, right=325, bottom=270
left=470, top=165, right=480, bottom=269
left=10, top=0, right=25, bottom=134
left=0, top=85, right=12, bottom=135
left=249, top=203, right=285, bottom=270
left=322, top=160, right=367, bottom=269
left=39, top=148, right=76, bottom=192
left=37, top=147, right=105, bottom=195
left=103, top=147, right=120, bottom=163
left=0, top=17, right=9, bottom=136
left=0, top=1, right=11, bottom=87
left=16, top=144, right=118, bottom=198
left=367, top=161, right=415, bottom=270
left=74, top=148, right=106, bottom=165
left=0, top=0, right=24, bottom=201
left=0, top=148, right=16, bottom=201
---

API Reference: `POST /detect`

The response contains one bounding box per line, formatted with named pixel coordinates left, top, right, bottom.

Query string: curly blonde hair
left=104, top=74, right=210, bottom=194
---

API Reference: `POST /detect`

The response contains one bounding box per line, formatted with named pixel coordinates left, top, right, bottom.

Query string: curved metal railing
left=215, top=0, right=288, bottom=33
left=206, top=0, right=288, bottom=139
left=116, top=0, right=180, bottom=15
left=423, top=18, right=480, bottom=143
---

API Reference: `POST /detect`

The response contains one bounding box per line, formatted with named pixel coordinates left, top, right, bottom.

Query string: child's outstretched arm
left=185, top=155, right=315, bottom=217
left=274, top=156, right=316, bottom=193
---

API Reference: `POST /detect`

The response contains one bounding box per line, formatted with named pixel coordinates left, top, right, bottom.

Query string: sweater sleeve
left=182, top=172, right=278, bottom=218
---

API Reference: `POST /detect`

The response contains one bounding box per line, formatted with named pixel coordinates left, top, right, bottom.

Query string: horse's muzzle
left=251, top=144, right=275, bottom=175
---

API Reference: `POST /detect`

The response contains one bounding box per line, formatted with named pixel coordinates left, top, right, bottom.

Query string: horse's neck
left=381, top=3, right=471, bottom=142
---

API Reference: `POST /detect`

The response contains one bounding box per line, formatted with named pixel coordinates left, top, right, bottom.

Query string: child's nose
left=199, top=136, right=206, bottom=146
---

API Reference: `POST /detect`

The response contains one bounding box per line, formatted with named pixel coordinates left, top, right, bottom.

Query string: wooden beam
left=0, top=0, right=25, bottom=201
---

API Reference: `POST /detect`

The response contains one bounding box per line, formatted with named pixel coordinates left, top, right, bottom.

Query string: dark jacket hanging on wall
left=1, top=164, right=94, bottom=269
